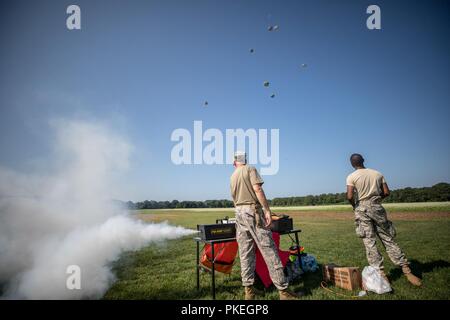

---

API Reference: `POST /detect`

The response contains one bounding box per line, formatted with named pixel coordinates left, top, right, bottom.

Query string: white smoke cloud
left=0, top=119, right=195, bottom=299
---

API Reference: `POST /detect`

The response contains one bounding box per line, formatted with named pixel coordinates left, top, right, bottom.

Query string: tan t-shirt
left=346, top=168, right=387, bottom=202
left=230, top=165, right=264, bottom=206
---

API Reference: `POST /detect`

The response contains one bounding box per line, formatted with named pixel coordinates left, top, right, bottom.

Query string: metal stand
left=194, top=235, right=237, bottom=299
left=194, top=227, right=302, bottom=299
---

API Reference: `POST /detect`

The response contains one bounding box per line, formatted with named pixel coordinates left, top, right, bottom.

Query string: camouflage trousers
left=355, top=200, right=409, bottom=270
left=235, top=205, right=288, bottom=290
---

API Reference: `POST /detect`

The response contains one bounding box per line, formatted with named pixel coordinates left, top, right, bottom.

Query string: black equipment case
left=270, top=216, right=293, bottom=233
left=198, top=223, right=236, bottom=240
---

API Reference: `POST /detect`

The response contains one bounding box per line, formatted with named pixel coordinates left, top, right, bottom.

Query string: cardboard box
left=322, top=264, right=362, bottom=291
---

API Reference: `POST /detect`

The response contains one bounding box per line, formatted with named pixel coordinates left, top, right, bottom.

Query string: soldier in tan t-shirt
left=230, top=151, right=300, bottom=300
left=346, top=153, right=421, bottom=287
left=230, top=162, right=264, bottom=207
left=346, top=167, right=387, bottom=204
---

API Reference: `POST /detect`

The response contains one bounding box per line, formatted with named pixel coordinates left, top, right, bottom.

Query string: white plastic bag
left=362, top=266, right=392, bottom=294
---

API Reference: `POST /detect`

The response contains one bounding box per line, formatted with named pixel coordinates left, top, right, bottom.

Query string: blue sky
left=0, top=0, right=449, bottom=201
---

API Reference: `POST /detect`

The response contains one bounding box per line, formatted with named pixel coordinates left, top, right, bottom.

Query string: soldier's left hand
left=264, top=210, right=272, bottom=228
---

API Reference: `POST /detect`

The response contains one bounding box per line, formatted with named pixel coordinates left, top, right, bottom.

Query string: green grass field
left=103, top=202, right=450, bottom=300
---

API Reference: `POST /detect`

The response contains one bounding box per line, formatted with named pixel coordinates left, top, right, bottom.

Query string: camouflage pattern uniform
left=235, top=204, right=288, bottom=290
left=355, top=198, right=409, bottom=270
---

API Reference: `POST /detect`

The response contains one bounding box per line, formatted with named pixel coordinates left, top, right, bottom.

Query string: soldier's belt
left=235, top=204, right=262, bottom=210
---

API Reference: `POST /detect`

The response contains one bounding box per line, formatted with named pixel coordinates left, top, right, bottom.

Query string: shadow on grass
left=295, top=263, right=324, bottom=296
left=194, top=264, right=325, bottom=299
left=251, top=263, right=324, bottom=298
left=388, top=259, right=450, bottom=281
left=193, top=270, right=244, bottom=300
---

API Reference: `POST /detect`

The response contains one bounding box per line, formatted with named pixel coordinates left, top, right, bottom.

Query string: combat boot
left=402, top=265, right=422, bottom=287
left=244, top=286, right=264, bottom=300
left=279, top=289, right=302, bottom=300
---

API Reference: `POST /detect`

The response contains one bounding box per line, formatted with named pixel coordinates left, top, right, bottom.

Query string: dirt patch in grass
left=385, top=212, right=450, bottom=220
left=135, top=211, right=450, bottom=224
left=135, top=213, right=182, bottom=222
left=281, top=211, right=450, bottom=221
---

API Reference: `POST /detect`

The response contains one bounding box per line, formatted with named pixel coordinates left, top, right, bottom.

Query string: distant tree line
left=383, top=182, right=450, bottom=203
left=272, top=183, right=450, bottom=206
left=124, top=182, right=450, bottom=209
left=125, top=199, right=235, bottom=210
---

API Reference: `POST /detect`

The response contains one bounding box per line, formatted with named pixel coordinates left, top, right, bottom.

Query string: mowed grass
left=103, top=203, right=450, bottom=300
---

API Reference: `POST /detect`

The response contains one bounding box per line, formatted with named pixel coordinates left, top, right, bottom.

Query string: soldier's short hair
left=234, top=151, right=247, bottom=164
left=350, top=153, right=364, bottom=166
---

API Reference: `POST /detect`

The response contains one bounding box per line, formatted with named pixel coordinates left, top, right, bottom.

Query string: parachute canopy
left=268, top=25, right=279, bottom=32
